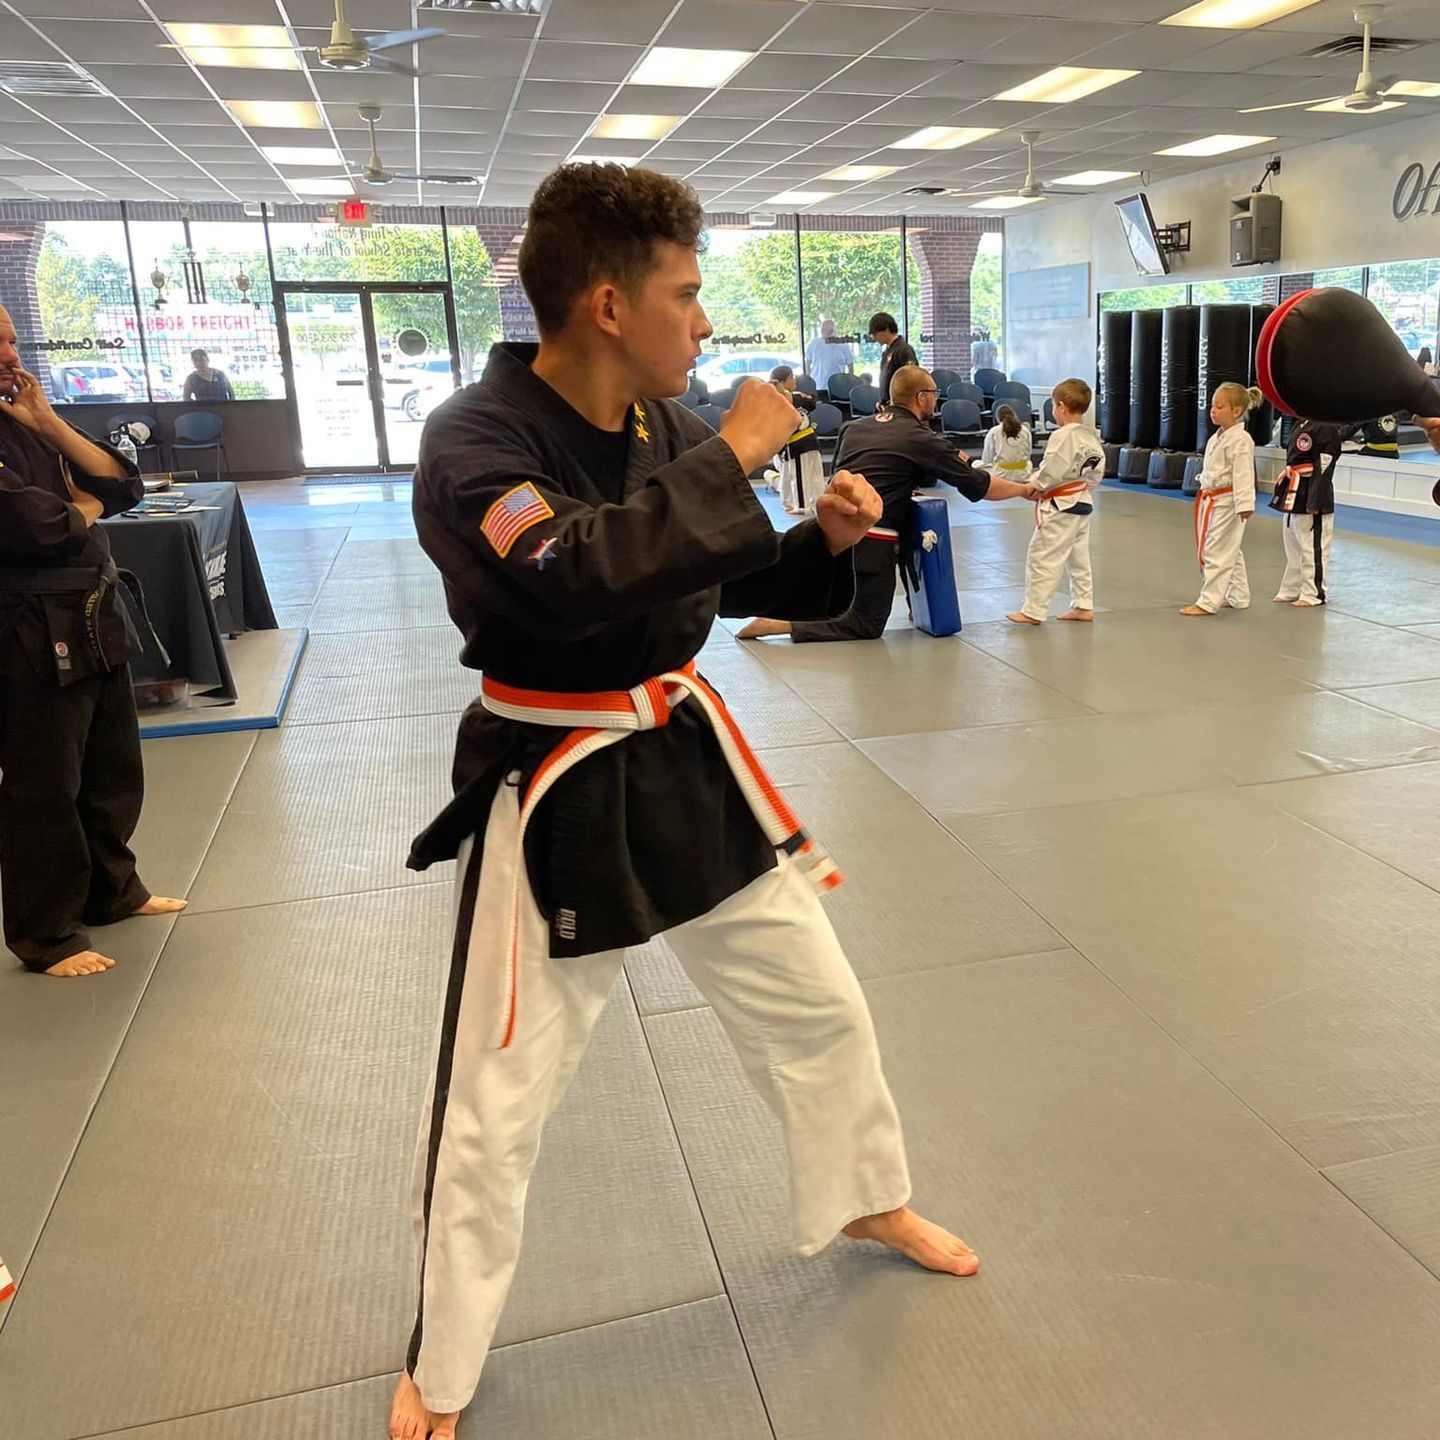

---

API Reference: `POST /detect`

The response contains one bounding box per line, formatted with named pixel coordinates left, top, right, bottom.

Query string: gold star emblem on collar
left=633, top=402, right=649, bottom=444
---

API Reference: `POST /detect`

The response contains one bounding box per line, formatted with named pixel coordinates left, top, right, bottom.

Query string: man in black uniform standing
left=738, top=365, right=1035, bottom=642
left=869, top=311, right=916, bottom=406
left=0, top=303, right=185, bottom=977
left=393, top=166, right=980, bottom=1440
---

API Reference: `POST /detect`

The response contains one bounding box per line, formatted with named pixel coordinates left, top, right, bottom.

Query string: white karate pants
left=406, top=783, right=911, bottom=1414
left=1277, top=512, right=1333, bottom=605
left=1195, top=502, right=1250, bottom=613
left=781, top=450, right=824, bottom=513
left=1021, top=510, right=1093, bottom=621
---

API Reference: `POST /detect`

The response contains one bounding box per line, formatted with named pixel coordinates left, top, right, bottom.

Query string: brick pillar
left=1279, top=272, right=1315, bottom=300
left=476, top=221, right=537, bottom=342
left=910, top=230, right=983, bottom=377
left=0, top=220, right=52, bottom=390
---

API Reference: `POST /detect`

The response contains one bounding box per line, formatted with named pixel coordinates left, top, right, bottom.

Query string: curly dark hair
left=519, top=163, right=705, bottom=335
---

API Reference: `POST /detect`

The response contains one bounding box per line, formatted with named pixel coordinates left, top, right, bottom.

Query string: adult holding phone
left=0, top=303, right=185, bottom=977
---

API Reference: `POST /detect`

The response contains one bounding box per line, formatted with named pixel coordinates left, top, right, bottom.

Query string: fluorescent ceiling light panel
left=226, top=99, right=325, bottom=129
left=971, top=195, right=1040, bottom=209
left=893, top=125, right=997, bottom=150
left=1309, top=97, right=1403, bottom=112
left=765, top=190, right=834, bottom=205
left=1157, top=133, right=1274, bottom=156
left=165, top=22, right=298, bottom=69
left=1388, top=81, right=1440, bottom=97
left=287, top=178, right=356, bottom=195
left=823, top=164, right=899, bottom=181
left=261, top=145, right=343, bottom=166
left=1160, top=0, right=1321, bottom=27
left=1053, top=168, right=1140, bottom=185
left=631, top=47, right=753, bottom=88
left=591, top=113, right=681, bottom=139
left=996, top=66, right=1138, bottom=104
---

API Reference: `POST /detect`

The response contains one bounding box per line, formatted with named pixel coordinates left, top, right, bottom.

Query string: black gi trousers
left=791, top=538, right=897, bottom=643
left=0, top=631, right=148, bottom=970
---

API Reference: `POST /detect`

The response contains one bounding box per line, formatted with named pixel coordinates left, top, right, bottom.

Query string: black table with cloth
left=100, top=481, right=276, bottom=701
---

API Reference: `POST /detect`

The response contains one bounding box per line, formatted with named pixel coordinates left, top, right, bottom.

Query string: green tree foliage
left=35, top=234, right=132, bottom=340
left=971, top=244, right=1002, bottom=351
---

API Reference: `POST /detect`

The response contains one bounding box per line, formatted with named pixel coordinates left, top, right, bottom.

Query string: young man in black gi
left=739, top=365, right=1035, bottom=642
left=868, top=311, right=917, bottom=406
left=0, top=304, right=185, bottom=977
left=393, top=165, right=979, bottom=1440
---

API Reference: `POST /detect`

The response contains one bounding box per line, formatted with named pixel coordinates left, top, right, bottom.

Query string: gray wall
left=66, top=400, right=300, bottom=481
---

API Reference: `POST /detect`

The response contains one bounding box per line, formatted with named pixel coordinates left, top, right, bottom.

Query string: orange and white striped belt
left=1194, top=483, right=1235, bottom=565
left=0, top=1256, right=14, bottom=1304
left=1035, top=479, right=1088, bottom=529
left=479, top=662, right=843, bottom=1048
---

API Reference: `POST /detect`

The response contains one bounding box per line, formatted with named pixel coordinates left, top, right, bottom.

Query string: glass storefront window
left=695, top=223, right=800, bottom=394
left=122, top=217, right=284, bottom=401
left=971, top=231, right=1003, bottom=370
left=1100, top=283, right=1188, bottom=312
left=1366, top=259, right=1440, bottom=359
left=267, top=217, right=447, bottom=283
left=800, top=225, right=902, bottom=389
left=12, top=212, right=140, bottom=406
left=1314, top=265, right=1365, bottom=292
left=1190, top=275, right=1265, bottom=304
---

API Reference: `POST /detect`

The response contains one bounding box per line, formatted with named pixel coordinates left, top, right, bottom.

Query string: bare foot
left=130, top=897, right=187, bottom=917
left=737, top=618, right=792, bottom=640
left=843, top=1206, right=980, bottom=1277
left=1005, top=611, right=1041, bottom=625
left=1292, top=598, right=1322, bottom=608
left=389, top=1373, right=459, bottom=1440
left=1179, top=605, right=1211, bottom=616
left=1058, top=609, right=1094, bottom=622
left=1273, top=595, right=1295, bottom=603
left=44, top=950, right=115, bottom=977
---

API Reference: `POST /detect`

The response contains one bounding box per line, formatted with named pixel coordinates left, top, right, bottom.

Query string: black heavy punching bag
left=1159, top=305, right=1200, bottom=452
left=1098, top=310, right=1133, bottom=444
left=1246, top=303, right=1275, bottom=446
left=1196, top=303, right=1251, bottom=448
left=1128, top=309, right=1163, bottom=448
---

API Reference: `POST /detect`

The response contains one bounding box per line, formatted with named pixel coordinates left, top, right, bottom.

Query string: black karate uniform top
left=876, top=336, right=917, bottom=405
left=835, top=409, right=991, bottom=533
left=409, top=343, right=856, bottom=958
left=0, top=407, right=143, bottom=680
left=1269, top=421, right=1351, bottom=516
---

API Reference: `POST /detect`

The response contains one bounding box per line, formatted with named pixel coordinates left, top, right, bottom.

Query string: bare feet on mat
left=1058, top=609, right=1094, bottom=622
left=1273, top=595, right=1294, bottom=603
left=44, top=950, right=115, bottom=977
left=130, top=896, right=187, bottom=917
left=843, top=1207, right=980, bottom=1276
left=389, top=1373, right=459, bottom=1440
left=1292, top=598, right=1322, bottom=607
left=737, top=618, right=792, bottom=640
left=1179, top=605, right=1210, bottom=617
left=1005, top=611, right=1041, bottom=625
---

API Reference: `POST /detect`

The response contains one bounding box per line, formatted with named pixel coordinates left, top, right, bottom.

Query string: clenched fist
left=815, top=470, right=882, bottom=555
left=719, top=377, right=802, bottom=474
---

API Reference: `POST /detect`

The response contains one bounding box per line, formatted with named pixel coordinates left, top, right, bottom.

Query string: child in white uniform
left=1007, top=378, right=1105, bottom=625
left=979, top=404, right=1032, bottom=483
left=1181, top=382, right=1259, bottom=617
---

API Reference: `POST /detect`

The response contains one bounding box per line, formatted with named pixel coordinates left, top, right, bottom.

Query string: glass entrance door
left=279, top=283, right=459, bottom=472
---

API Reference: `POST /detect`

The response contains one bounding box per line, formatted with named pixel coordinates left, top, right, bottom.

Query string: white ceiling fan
left=1241, top=5, right=1439, bottom=115
left=948, top=132, right=1088, bottom=204
left=319, top=105, right=479, bottom=187
left=301, top=0, right=446, bottom=77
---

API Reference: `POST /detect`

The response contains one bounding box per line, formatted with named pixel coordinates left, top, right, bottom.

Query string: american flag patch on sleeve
left=480, top=483, right=555, bottom=558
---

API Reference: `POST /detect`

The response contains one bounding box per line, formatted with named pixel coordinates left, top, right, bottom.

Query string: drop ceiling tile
left=747, top=118, right=842, bottom=145
left=1163, top=31, right=1327, bottom=73
left=874, top=16, right=1019, bottom=61
left=735, top=54, right=848, bottom=90
left=767, top=5, right=919, bottom=55
left=311, top=71, right=417, bottom=103
left=507, top=113, right=592, bottom=139
left=677, top=116, right=769, bottom=142
left=515, top=80, right=616, bottom=114
left=201, top=70, right=316, bottom=103
left=663, top=0, right=806, bottom=50
left=909, top=63, right=1044, bottom=99
left=1069, top=23, right=1220, bottom=70
left=125, top=98, right=233, bottom=125
left=542, top=0, right=674, bottom=44
left=415, top=35, right=538, bottom=80
left=86, top=64, right=212, bottom=101
left=24, top=19, right=172, bottom=64
left=419, top=107, right=505, bottom=135
left=696, top=88, right=797, bottom=119
left=527, top=41, right=643, bottom=84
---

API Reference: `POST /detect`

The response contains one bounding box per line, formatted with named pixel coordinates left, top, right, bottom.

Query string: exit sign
left=336, top=200, right=372, bottom=227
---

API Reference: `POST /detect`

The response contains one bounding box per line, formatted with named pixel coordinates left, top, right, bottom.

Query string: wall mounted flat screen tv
left=1114, top=192, right=1169, bottom=277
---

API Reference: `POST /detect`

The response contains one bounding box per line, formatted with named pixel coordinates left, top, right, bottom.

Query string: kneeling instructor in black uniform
left=739, top=364, right=1035, bottom=642
left=0, top=303, right=185, bottom=977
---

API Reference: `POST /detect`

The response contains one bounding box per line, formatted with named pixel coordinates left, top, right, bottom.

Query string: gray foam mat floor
left=7, top=476, right=1440, bottom=1437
